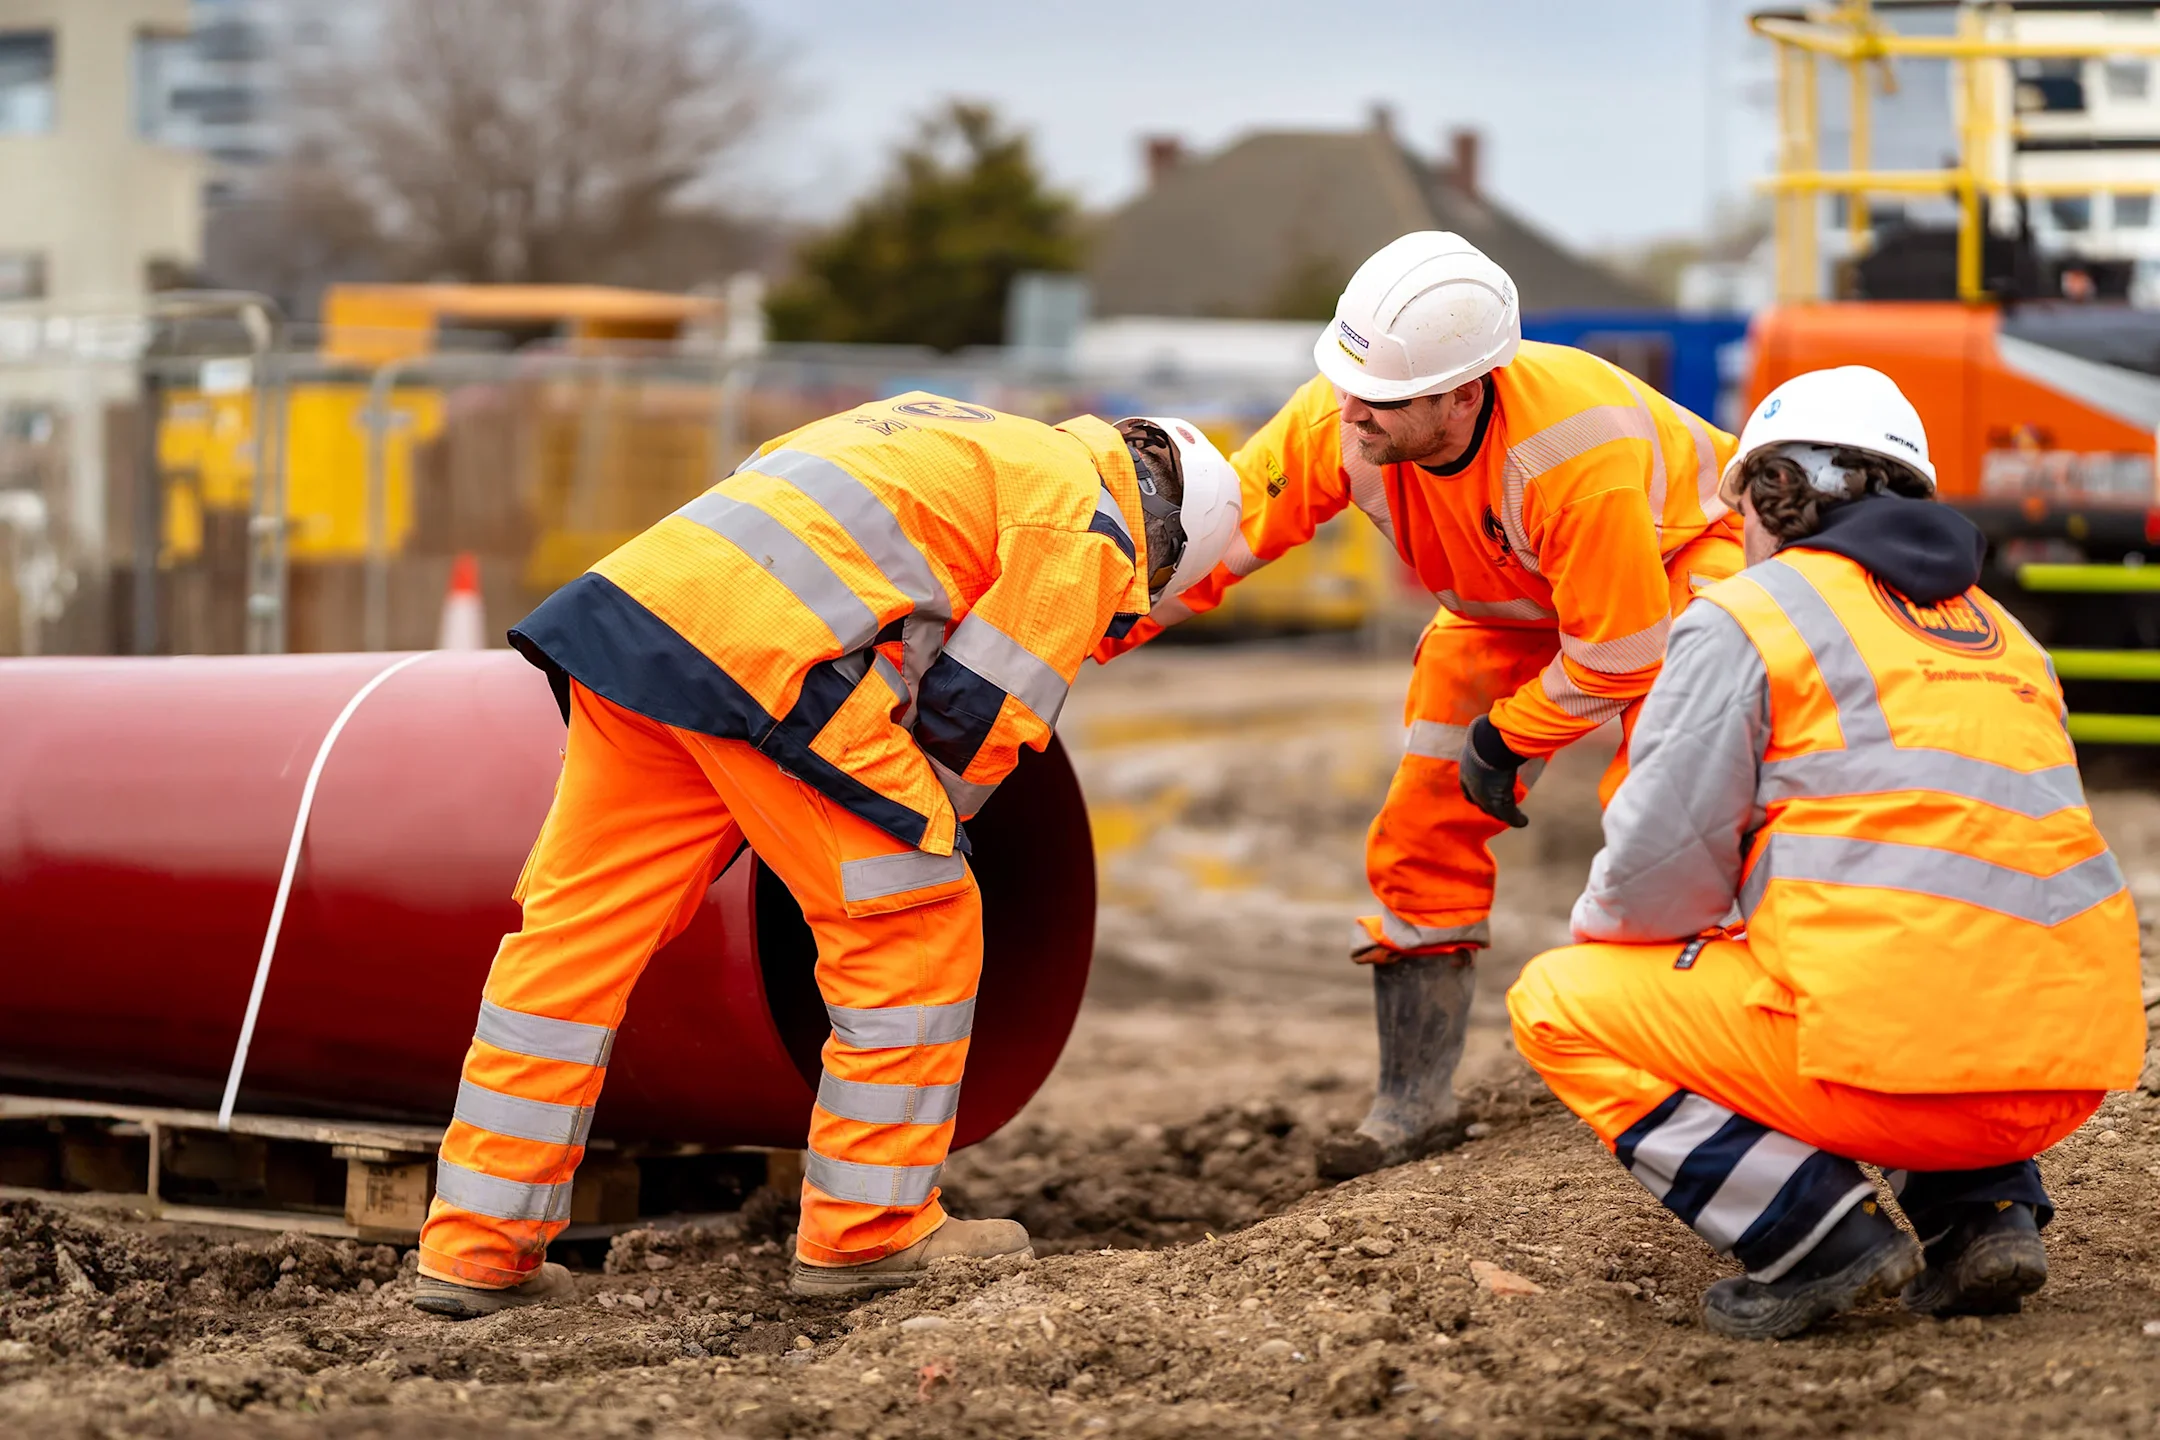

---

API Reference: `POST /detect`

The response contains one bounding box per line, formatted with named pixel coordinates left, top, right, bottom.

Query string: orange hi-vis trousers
left=1508, top=938, right=2098, bottom=1275
left=1359, top=532, right=1738, bottom=960
left=418, top=681, right=981, bottom=1288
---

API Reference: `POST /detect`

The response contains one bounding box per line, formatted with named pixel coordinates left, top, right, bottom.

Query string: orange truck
left=1748, top=301, right=2160, bottom=743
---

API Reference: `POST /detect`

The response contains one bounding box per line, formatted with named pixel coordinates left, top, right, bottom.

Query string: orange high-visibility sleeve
left=921, top=526, right=1132, bottom=814
left=1488, top=482, right=1673, bottom=758
left=1096, top=376, right=1349, bottom=660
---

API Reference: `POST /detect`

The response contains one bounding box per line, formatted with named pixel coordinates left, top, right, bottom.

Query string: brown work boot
left=411, top=1261, right=575, bottom=1320
left=1317, top=950, right=1475, bottom=1180
left=788, top=1217, right=1032, bottom=1299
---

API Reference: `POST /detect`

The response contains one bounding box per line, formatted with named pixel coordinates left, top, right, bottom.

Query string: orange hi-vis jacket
left=511, top=394, right=1152, bottom=856
left=1704, top=548, right=2144, bottom=1095
left=1100, top=342, right=1740, bottom=758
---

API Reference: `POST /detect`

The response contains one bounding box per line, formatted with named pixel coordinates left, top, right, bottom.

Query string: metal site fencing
left=0, top=309, right=1432, bottom=660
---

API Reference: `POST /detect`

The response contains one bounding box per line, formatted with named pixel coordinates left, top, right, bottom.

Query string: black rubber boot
left=1701, top=1199, right=1923, bottom=1340
left=1316, top=952, right=1474, bottom=1180
left=1901, top=1202, right=2048, bottom=1317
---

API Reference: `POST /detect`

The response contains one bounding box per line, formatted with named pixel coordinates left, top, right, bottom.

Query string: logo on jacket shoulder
left=892, top=399, right=995, bottom=422
left=1868, top=574, right=2004, bottom=658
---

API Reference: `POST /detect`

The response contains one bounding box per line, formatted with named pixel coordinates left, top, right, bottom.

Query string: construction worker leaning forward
left=1100, top=232, right=1744, bottom=1178
left=1508, top=366, right=2145, bottom=1340
left=409, top=394, right=1242, bottom=1317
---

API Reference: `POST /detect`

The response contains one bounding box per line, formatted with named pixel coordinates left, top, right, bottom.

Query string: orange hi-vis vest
left=1704, top=547, right=2144, bottom=1096
left=510, top=394, right=1152, bottom=856
left=1100, top=342, right=1741, bottom=757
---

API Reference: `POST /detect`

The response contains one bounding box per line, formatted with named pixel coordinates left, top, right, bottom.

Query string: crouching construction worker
left=409, top=394, right=1241, bottom=1317
left=1508, top=366, right=2146, bottom=1340
left=1100, top=231, right=1743, bottom=1177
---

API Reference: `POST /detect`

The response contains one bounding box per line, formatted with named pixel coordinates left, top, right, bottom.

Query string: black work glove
left=1458, top=714, right=1530, bottom=829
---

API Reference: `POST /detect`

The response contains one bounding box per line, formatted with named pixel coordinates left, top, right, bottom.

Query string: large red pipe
left=0, top=652, right=1094, bottom=1149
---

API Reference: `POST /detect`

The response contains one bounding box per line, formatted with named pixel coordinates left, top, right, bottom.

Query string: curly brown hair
left=1740, top=448, right=1930, bottom=542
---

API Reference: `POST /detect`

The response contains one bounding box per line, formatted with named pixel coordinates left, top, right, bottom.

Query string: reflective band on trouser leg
left=803, top=1153, right=945, bottom=1207
left=1613, top=1091, right=1875, bottom=1282
left=434, top=1159, right=577, bottom=1223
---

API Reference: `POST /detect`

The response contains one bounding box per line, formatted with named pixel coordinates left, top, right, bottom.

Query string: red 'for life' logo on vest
left=1867, top=574, right=2005, bottom=658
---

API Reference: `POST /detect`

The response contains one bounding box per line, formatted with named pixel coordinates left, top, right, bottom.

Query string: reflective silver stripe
left=1739, top=833, right=2126, bottom=925
left=433, top=1158, right=576, bottom=1223
left=1375, top=908, right=1489, bottom=952
left=943, top=612, right=1070, bottom=725
left=1093, top=485, right=1133, bottom=551
left=1673, top=398, right=1728, bottom=521
left=1691, top=1131, right=1814, bottom=1251
left=1150, top=594, right=1195, bottom=629
left=803, top=1151, right=943, bottom=1207
left=1406, top=719, right=1470, bottom=760
left=742, top=449, right=953, bottom=626
left=1748, top=1182, right=1876, bottom=1283
left=1559, top=615, right=1671, bottom=675
left=1538, top=652, right=1631, bottom=723
left=1761, top=750, right=2087, bottom=819
left=1338, top=412, right=1398, bottom=546
left=1745, top=560, right=2088, bottom=816
left=454, top=1080, right=594, bottom=1147
left=825, top=996, right=977, bottom=1049
left=928, top=754, right=998, bottom=816
left=1223, top=528, right=1270, bottom=579
left=474, top=1000, right=615, bottom=1067
left=839, top=850, right=968, bottom=903
left=869, top=652, right=908, bottom=707
left=1627, top=1093, right=1734, bottom=1202
left=1611, top=369, right=1668, bottom=537
left=897, top=616, right=945, bottom=728
left=1500, top=402, right=1659, bottom=576
left=1435, top=590, right=1557, bottom=621
left=676, top=491, right=879, bottom=650
left=816, top=1073, right=963, bottom=1126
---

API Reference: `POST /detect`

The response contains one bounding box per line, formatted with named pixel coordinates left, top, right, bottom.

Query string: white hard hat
left=1122, top=416, right=1243, bottom=613
left=1313, top=231, right=1522, bottom=403
left=1719, top=365, right=1936, bottom=507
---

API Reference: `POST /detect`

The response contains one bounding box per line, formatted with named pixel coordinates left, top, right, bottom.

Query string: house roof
left=1088, top=127, right=1655, bottom=318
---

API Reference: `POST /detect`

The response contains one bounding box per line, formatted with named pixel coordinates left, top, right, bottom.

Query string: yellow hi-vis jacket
left=510, top=394, right=1152, bottom=856
left=1709, top=548, right=2142, bottom=1094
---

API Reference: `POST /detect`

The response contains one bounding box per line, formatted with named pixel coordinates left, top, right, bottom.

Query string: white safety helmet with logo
left=1313, top=231, right=1522, bottom=403
left=1717, top=365, right=1936, bottom=510
left=1117, top=416, right=1243, bottom=613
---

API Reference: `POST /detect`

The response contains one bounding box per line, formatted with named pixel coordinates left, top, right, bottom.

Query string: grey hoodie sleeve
left=1570, top=600, right=1770, bottom=944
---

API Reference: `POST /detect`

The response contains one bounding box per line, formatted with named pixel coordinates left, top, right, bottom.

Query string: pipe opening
left=753, top=858, right=827, bottom=1091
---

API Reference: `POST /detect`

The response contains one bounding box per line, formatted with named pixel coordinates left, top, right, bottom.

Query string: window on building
left=192, top=18, right=265, bottom=64
left=0, top=32, right=55, bottom=136
left=2106, top=59, right=2151, bottom=102
left=134, top=31, right=191, bottom=141
left=2016, top=60, right=2088, bottom=114
left=2052, top=196, right=2094, bottom=231
left=2118, top=194, right=2155, bottom=229
left=0, top=253, right=46, bottom=301
left=175, top=86, right=259, bottom=127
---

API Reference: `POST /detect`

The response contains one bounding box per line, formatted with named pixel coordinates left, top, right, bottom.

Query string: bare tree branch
left=292, top=0, right=774, bottom=284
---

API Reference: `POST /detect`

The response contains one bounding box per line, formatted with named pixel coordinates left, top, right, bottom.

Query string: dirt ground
left=9, top=639, right=2160, bottom=1438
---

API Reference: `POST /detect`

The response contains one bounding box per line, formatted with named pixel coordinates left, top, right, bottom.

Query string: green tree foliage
left=767, top=102, right=1081, bottom=351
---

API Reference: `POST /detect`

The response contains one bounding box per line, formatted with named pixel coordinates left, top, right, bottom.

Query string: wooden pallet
left=0, top=1094, right=798, bottom=1244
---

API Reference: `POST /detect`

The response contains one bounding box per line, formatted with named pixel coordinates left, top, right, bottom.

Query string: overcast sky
left=730, top=0, right=1782, bottom=254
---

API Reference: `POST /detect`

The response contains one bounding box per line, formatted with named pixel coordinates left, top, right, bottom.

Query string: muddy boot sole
left=411, top=1263, right=574, bottom=1320
left=787, top=1261, right=931, bottom=1300
left=1316, top=1119, right=1466, bottom=1181
left=1701, top=1235, right=1923, bottom=1341
left=1903, top=1227, right=2048, bottom=1317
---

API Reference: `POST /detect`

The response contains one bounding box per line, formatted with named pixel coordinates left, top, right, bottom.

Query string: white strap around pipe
left=217, top=651, right=436, bottom=1129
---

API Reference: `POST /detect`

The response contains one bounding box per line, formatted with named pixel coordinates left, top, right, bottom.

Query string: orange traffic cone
left=437, top=553, right=487, bottom=651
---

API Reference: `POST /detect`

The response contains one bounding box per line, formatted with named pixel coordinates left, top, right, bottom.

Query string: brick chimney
left=1448, top=128, right=1482, bottom=200
left=1143, top=135, right=1184, bottom=188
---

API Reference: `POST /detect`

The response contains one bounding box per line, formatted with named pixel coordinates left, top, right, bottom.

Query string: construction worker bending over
left=1101, top=231, right=1743, bottom=1178
left=1508, top=367, right=2145, bottom=1340
left=409, top=395, right=1241, bottom=1316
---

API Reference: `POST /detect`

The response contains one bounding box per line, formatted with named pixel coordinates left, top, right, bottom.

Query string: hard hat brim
left=1313, top=325, right=1518, bottom=404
